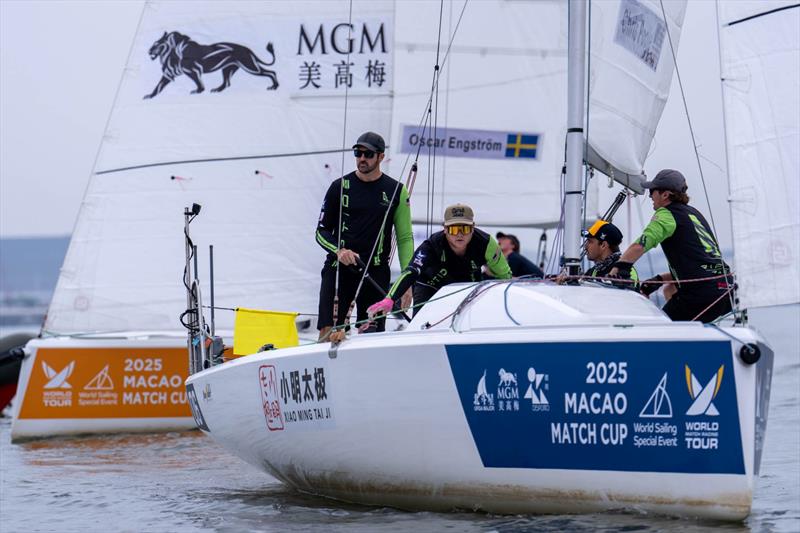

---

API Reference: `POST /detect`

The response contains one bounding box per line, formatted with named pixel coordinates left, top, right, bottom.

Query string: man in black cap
left=495, top=232, right=544, bottom=278
left=366, top=203, right=511, bottom=317
left=315, top=132, right=414, bottom=340
left=581, top=220, right=638, bottom=287
left=610, top=169, right=733, bottom=322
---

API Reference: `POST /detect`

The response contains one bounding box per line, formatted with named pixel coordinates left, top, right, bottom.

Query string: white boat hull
left=187, top=285, right=773, bottom=520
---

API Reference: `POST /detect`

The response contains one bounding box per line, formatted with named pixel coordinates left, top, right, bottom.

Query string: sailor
left=610, top=169, right=733, bottom=322
left=315, top=132, right=414, bottom=340
left=495, top=232, right=544, bottom=278
left=367, top=203, right=512, bottom=317
left=582, top=220, right=638, bottom=288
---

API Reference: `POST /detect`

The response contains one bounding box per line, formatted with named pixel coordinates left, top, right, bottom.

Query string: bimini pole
left=563, top=0, right=587, bottom=275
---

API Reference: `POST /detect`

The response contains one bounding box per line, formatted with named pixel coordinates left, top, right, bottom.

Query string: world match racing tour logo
left=143, top=21, right=389, bottom=98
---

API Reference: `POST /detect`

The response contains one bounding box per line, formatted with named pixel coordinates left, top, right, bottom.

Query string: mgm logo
left=144, top=31, right=279, bottom=98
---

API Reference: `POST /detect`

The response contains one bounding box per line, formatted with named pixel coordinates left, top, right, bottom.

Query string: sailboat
left=182, top=0, right=797, bottom=521
left=9, top=0, right=584, bottom=440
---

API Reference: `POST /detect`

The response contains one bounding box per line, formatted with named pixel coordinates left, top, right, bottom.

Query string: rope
left=658, top=0, right=736, bottom=313
left=346, top=0, right=466, bottom=310
left=560, top=271, right=734, bottom=287
left=332, top=0, right=356, bottom=328
left=581, top=0, right=593, bottom=258
left=705, top=323, right=756, bottom=352
left=429, top=0, right=446, bottom=235
left=691, top=285, right=735, bottom=321
left=200, top=305, right=319, bottom=317
left=392, top=0, right=470, bottom=224
left=313, top=279, right=483, bottom=344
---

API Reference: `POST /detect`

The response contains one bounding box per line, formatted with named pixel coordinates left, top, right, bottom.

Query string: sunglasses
left=446, top=224, right=473, bottom=235
left=353, top=149, right=377, bottom=159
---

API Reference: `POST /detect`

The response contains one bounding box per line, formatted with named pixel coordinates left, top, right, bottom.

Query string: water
left=2, top=306, right=798, bottom=532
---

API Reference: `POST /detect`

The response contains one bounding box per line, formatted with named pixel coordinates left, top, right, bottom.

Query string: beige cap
left=443, top=203, right=474, bottom=226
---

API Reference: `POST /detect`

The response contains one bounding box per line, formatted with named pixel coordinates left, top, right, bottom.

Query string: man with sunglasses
left=367, top=203, right=511, bottom=317
left=315, top=131, right=414, bottom=340
left=609, top=169, right=733, bottom=322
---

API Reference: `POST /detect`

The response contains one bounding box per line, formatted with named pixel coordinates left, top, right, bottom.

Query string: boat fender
left=739, top=343, right=761, bottom=365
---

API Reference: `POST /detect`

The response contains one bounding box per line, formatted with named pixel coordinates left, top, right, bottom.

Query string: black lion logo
left=144, top=31, right=279, bottom=99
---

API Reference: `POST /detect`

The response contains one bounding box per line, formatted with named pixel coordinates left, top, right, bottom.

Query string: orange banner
left=18, top=347, right=192, bottom=419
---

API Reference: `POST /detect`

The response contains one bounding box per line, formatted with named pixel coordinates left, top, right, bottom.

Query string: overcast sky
left=0, top=0, right=733, bottom=248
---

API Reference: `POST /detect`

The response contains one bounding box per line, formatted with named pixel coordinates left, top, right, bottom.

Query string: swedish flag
left=505, top=134, right=538, bottom=159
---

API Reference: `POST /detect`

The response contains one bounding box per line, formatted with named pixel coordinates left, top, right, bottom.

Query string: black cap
left=496, top=232, right=520, bottom=252
left=642, top=169, right=688, bottom=193
left=581, top=220, right=623, bottom=246
left=353, top=131, right=385, bottom=153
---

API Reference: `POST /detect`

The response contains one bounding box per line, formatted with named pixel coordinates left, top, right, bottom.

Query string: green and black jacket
left=386, top=229, right=511, bottom=300
left=316, top=172, right=413, bottom=269
left=637, top=203, right=729, bottom=292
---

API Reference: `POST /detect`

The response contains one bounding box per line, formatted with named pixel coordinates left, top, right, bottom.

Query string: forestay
left=46, top=0, right=396, bottom=334
left=718, top=1, right=800, bottom=308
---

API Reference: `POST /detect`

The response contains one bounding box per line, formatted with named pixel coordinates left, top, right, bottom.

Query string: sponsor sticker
left=140, top=17, right=393, bottom=99
left=447, top=341, right=743, bottom=474
left=19, top=348, right=191, bottom=419
left=258, top=361, right=335, bottom=432
left=399, top=125, right=541, bottom=160
left=614, top=0, right=666, bottom=71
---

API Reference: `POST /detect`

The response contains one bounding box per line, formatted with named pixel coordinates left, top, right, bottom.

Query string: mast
left=563, top=0, right=587, bottom=274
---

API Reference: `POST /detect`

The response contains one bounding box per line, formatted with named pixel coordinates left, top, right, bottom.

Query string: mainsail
left=718, top=1, right=800, bottom=308
left=47, top=0, right=397, bottom=333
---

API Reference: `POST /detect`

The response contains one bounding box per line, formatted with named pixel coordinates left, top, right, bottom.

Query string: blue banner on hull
left=446, top=341, right=744, bottom=474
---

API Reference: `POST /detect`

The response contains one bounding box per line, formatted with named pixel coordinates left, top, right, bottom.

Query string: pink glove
left=367, top=297, right=394, bottom=318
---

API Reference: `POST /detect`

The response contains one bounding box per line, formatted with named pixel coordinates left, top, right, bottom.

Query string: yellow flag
left=234, top=308, right=299, bottom=356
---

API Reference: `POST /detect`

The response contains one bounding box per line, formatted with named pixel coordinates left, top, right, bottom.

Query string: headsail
left=718, top=1, right=800, bottom=308
left=587, top=0, right=687, bottom=187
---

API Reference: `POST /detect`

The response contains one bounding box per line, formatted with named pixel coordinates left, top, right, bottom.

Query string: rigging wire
left=581, top=0, right=593, bottom=267
left=333, top=0, right=356, bottom=328
left=658, top=0, right=737, bottom=313
left=429, top=0, right=446, bottom=235
left=346, top=0, right=470, bottom=312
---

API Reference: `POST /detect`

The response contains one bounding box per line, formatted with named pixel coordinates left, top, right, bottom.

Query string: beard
left=358, top=158, right=378, bottom=174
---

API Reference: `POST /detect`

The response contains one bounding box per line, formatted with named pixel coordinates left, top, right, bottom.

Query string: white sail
left=388, top=1, right=576, bottom=227
left=46, top=0, right=396, bottom=334
left=718, top=1, right=800, bottom=308
left=587, top=0, right=687, bottom=177
left=46, top=0, right=691, bottom=335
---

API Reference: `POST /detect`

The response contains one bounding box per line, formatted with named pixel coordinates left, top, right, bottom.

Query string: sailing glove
left=640, top=274, right=663, bottom=296
left=611, top=261, right=633, bottom=279
left=367, top=298, right=394, bottom=318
